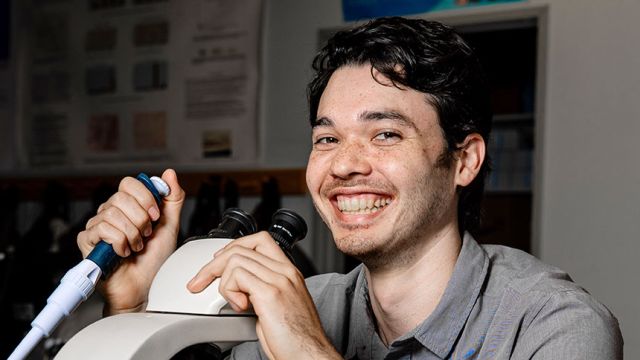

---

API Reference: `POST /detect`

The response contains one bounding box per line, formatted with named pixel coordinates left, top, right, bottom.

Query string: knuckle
left=102, top=206, right=120, bottom=219
left=96, top=221, right=110, bottom=233
left=262, top=286, right=280, bottom=301
left=227, top=253, right=245, bottom=267
left=275, top=273, right=292, bottom=289
left=230, top=266, right=250, bottom=284
left=110, top=191, right=130, bottom=205
left=85, top=216, right=96, bottom=229
left=118, top=176, right=137, bottom=191
left=284, top=266, right=301, bottom=282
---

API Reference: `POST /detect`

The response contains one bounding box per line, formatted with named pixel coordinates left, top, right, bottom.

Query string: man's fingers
left=160, top=169, right=184, bottom=203
left=187, top=246, right=291, bottom=293
left=118, top=176, right=160, bottom=221
left=218, top=231, right=290, bottom=263
left=153, top=169, right=185, bottom=231
left=219, top=265, right=278, bottom=316
left=218, top=253, right=291, bottom=298
left=82, top=221, right=131, bottom=257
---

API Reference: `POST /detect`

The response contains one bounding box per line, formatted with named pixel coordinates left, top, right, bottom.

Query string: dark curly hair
left=307, top=17, right=492, bottom=233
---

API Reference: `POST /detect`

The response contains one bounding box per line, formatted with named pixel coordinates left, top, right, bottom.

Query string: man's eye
left=373, top=132, right=401, bottom=141
left=314, top=136, right=339, bottom=145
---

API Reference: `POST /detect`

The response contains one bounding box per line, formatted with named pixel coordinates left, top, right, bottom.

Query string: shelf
left=0, top=168, right=308, bottom=201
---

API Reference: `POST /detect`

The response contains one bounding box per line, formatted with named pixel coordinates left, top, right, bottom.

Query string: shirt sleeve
left=227, top=341, right=267, bottom=359
left=512, top=289, right=623, bottom=359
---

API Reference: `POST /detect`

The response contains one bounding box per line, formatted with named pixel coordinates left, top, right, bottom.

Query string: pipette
left=8, top=173, right=169, bottom=360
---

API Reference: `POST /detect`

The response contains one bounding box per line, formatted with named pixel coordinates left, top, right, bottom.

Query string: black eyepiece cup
left=268, top=208, right=307, bottom=251
left=208, top=208, right=258, bottom=239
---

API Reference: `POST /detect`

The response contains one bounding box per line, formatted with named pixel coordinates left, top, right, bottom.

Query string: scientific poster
left=19, top=0, right=262, bottom=170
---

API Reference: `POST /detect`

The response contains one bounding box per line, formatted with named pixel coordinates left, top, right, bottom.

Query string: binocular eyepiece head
left=205, top=208, right=307, bottom=253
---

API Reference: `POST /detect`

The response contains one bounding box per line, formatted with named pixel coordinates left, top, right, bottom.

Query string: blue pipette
left=8, top=173, right=169, bottom=360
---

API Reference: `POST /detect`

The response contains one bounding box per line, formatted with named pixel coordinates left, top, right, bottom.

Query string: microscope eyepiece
left=208, top=208, right=258, bottom=239
left=268, top=208, right=307, bottom=251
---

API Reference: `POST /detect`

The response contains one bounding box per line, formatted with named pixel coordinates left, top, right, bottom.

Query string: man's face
left=306, top=65, right=459, bottom=268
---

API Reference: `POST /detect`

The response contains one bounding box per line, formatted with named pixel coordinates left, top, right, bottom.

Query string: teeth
left=336, top=195, right=392, bottom=214
left=350, top=198, right=358, bottom=211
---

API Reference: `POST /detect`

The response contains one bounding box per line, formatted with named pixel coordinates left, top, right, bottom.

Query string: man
left=78, top=17, right=622, bottom=359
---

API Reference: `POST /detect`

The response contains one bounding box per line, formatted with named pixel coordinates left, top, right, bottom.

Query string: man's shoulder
left=478, top=244, right=622, bottom=358
left=479, top=243, right=619, bottom=330
left=481, top=244, right=581, bottom=296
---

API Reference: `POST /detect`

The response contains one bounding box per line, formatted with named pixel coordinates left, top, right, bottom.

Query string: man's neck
left=364, top=224, right=462, bottom=346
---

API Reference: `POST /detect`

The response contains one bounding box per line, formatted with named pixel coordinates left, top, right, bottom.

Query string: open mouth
left=336, top=194, right=393, bottom=215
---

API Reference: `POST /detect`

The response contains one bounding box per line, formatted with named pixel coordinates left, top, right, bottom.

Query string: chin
left=333, top=232, right=384, bottom=258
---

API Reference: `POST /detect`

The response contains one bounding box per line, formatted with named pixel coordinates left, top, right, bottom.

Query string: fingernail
left=148, top=206, right=160, bottom=221
left=143, top=226, right=152, bottom=237
left=124, top=247, right=131, bottom=257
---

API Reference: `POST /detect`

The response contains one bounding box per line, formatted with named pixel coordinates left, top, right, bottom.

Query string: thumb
left=159, top=168, right=185, bottom=228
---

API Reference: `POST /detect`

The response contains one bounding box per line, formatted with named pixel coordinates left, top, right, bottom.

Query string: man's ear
left=454, top=133, right=485, bottom=187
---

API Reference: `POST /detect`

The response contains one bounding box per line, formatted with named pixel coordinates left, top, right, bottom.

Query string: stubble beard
left=326, top=155, right=455, bottom=272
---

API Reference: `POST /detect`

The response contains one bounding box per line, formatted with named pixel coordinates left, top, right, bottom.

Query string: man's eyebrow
left=358, top=110, right=418, bottom=130
left=312, top=117, right=333, bottom=128
left=312, top=111, right=418, bottom=129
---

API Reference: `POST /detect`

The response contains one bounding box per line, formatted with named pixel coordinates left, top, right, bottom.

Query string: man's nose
left=330, top=141, right=372, bottom=179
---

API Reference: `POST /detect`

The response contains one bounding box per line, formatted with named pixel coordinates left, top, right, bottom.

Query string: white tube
left=8, top=327, right=45, bottom=360
left=7, top=259, right=102, bottom=359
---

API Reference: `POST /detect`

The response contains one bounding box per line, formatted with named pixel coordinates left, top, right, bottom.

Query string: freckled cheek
left=306, top=153, right=329, bottom=194
left=372, top=150, right=405, bottom=172
left=376, top=160, right=412, bottom=186
left=373, top=149, right=428, bottom=187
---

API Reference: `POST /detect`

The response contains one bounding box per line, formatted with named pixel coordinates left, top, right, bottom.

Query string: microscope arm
left=54, top=312, right=257, bottom=360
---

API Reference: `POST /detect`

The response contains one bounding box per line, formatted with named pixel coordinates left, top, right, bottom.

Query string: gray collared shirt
left=231, top=233, right=622, bottom=359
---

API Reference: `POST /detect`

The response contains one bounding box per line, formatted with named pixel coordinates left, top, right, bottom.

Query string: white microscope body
left=54, top=237, right=258, bottom=360
left=54, top=207, right=306, bottom=360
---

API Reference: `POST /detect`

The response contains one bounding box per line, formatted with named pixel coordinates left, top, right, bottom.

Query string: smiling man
left=78, top=17, right=622, bottom=359
left=232, top=17, right=622, bottom=359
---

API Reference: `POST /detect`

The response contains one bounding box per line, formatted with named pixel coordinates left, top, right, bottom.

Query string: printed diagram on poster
left=18, top=0, right=262, bottom=170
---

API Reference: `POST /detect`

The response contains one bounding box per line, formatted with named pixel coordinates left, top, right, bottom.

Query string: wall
left=536, top=2, right=640, bottom=357
left=260, top=0, right=640, bottom=358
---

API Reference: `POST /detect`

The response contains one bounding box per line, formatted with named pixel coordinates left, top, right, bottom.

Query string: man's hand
left=187, top=232, right=341, bottom=359
left=77, top=169, right=185, bottom=315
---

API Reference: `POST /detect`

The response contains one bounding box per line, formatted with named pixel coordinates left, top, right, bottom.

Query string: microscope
left=9, top=175, right=307, bottom=360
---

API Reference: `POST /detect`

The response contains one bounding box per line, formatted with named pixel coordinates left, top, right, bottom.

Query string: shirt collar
left=408, top=232, right=489, bottom=358
left=345, top=233, right=489, bottom=359
left=345, top=266, right=388, bottom=359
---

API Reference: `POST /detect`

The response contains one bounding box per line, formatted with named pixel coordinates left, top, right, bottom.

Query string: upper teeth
left=337, top=196, right=392, bottom=213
